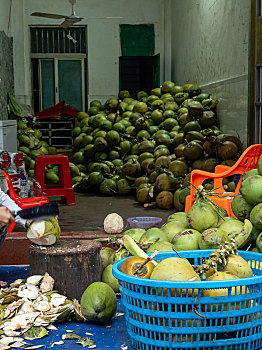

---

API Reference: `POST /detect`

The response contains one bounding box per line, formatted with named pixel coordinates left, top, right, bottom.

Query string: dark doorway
left=119, top=54, right=160, bottom=96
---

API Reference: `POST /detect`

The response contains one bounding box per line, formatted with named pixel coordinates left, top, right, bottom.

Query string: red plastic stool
left=34, top=155, right=75, bottom=205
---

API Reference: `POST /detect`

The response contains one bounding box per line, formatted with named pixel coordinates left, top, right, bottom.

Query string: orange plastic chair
left=185, top=144, right=262, bottom=217
left=2, top=170, right=49, bottom=232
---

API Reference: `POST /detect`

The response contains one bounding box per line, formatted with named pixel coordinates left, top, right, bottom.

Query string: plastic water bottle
left=19, top=168, right=27, bottom=198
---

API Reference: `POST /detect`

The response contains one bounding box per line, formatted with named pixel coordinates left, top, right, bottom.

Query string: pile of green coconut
left=69, top=81, right=242, bottom=210
left=17, top=121, right=61, bottom=185
left=99, top=155, right=262, bottom=295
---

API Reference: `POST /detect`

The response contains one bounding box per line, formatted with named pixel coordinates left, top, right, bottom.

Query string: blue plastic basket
left=127, top=217, right=162, bottom=229
left=113, top=250, right=262, bottom=350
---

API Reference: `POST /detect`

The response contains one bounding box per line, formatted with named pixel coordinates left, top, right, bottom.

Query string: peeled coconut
left=104, top=213, right=124, bottom=234
left=150, top=257, right=200, bottom=297
left=202, top=272, right=243, bottom=312
left=222, top=255, right=253, bottom=278
left=27, top=218, right=60, bottom=246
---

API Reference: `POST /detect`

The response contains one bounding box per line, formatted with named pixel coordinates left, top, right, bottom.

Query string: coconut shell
left=217, top=141, right=238, bottom=161
left=156, top=191, right=174, bottom=209
left=183, top=141, right=204, bottom=162
left=173, top=189, right=185, bottom=211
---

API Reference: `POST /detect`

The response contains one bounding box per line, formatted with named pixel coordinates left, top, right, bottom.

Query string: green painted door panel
left=41, top=60, right=55, bottom=110
left=58, top=60, right=82, bottom=111
left=120, top=24, right=154, bottom=56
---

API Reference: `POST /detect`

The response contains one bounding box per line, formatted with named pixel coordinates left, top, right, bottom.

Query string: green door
left=119, top=24, right=159, bottom=93
left=40, top=60, right=55, bottom=110
left=120, top=24, right=155, bottom=56
left=58, top=60, right=83, bottom=111
left=40, top=59, right=83, bottom=111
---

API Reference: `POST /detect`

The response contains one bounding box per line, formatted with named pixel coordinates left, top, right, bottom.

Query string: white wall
left=7, top=0, right=166, bottom=108
left=0, top=0, right=12, bottom=35
left=171, top=0, right=250, bottom=146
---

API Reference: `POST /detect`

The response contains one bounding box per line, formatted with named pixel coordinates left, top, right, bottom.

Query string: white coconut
left=17, top=283, right=39, bottom=300
left=27, top=218, right=60, bottom=246
left=26, top=275, right=43, bottom=286
left=103, top=213, right=124, bottom=234
left=40, top=272, right=54, bottom=293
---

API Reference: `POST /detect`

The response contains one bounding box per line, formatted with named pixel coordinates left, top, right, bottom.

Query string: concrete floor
left=14, top=192, right=175, bottom=232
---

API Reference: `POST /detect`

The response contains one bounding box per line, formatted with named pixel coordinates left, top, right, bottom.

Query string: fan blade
left=60, top=18, right=82, bottom=28
left=31, top=12, right=67, bottom=19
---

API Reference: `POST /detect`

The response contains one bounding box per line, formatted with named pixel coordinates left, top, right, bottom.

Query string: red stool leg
left=65, top=188, right=76, bottom=205
left=35, top=155, right=75, bottom=205
left=7, top=222, right=16, bottom=233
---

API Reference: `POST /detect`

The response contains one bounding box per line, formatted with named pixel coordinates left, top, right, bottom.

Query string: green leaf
left=76, top=337, right=95, bottom=347
left=24, top=326, right=48, bottom=340
left=62, top=333, right=81, bottom=340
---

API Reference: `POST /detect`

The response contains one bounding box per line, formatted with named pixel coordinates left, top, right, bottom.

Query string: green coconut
left=231, top=194, right=253, bottom=221
left=219, top=218, right=252, bottom=248
left=116, top=179, right=132, bottom=195
left=250, top=226, right=261, bottom=242
left=161, top=220, right=188, bottom=242
left=72, top=151, right=86, bottom=165
left=172, top=229, right=201, bottom=250
left=123, top=228, right=146, bottom=243
left=240, top=175, right=262, bottom=205
left=99, top=179, right=117, bottom=195
left=258, top=155, right=262, bottom=176
left=199, top=228, right=229, bottom=249
left=256, top=232, right=262, bottom=252
left=139, top=228, right=167, bottom=248
left=167, top=212, right=188, bottom=226
left=45, top=171, right=59, bottom=185
left=187, top=201, right=219, bottom=233
left=88, top=171, right=104, bottom=186
left=242, top=169, right=258, bottom=182
left=101, top=264, right=120, bottom=293
left=146, top=240, right=175, bottom=253
left=100, top=247, right=115, bottom=269
left=80, top=282, right=117, bottom=323
left=173, top=188, right=185, bottom=212
left=250, top=203, right=262, bottom=230
left=156, top=191, right=174, bottom=209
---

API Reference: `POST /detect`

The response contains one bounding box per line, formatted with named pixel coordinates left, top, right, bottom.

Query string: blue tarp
left=0, top=265, right=131, bottom=350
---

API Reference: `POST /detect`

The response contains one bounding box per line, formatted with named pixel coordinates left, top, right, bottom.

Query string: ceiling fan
left=31, top=0, right=83, bottom=28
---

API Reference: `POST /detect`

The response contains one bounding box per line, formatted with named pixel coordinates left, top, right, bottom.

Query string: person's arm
left=0, top=189, right=29, bottom=228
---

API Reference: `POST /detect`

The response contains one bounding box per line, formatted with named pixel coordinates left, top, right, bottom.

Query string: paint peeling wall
left=171, top=0, right=250, bottom=146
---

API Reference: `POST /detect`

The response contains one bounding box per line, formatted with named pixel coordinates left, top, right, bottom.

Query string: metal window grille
left=30, top=26, right=86, bottom=54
